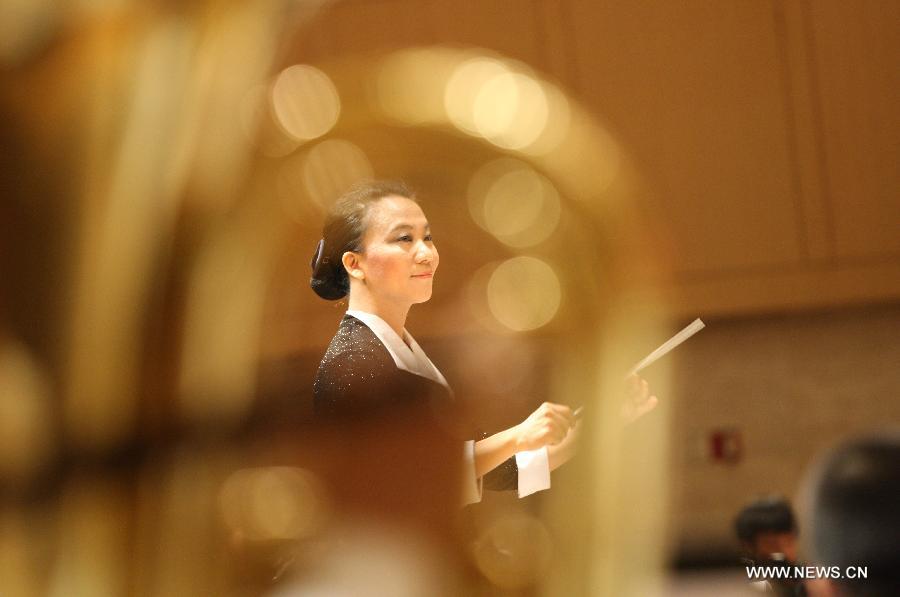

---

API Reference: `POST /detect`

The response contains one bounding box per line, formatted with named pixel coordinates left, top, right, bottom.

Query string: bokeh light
left=219, top=467, right=327, bottom=542
left=468, top=158, right=561, bottom=247
left=446, top=57, right=555, bottom=150
left=487, top=256, right=561, bottom=331
left=445, top=57, right=511, bottom=135
left=520, top=79, right=571, bottom=156
left=302, top=139, right=374, bottom=209
left=539, top=111, right=622, bottom=200
left=473, top=72, right=548, bottom=149
left=271, top=65, right=341, bottom=142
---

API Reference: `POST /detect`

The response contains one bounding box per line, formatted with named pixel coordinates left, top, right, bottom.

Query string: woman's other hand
left=621, top=374, right=658, bottom=424
left=515, top=402, right=576, bottom=451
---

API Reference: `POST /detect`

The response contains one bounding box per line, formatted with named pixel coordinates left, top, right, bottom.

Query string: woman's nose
left=415, top=241, right=433, bottom=263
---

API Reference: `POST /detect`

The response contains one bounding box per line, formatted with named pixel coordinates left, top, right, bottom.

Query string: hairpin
left=310, top=238, right=325, bottom=271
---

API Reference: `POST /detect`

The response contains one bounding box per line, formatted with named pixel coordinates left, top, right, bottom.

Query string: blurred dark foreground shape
left=0, top=1, right=671, bottom=595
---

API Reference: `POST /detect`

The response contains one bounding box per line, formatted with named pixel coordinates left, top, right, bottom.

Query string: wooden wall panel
left=428, top=0, right=544, bottom=67
left=778, top=0, right=833, bottom=261
left=805, top=0, right=900, bottom=260
left=296, top=0, right=543, bottom=69
left=566, top=0, right=804, bottom=275
left=293, top=0, right=437, bottom=61
left=667, top=260, right=900, bottom=317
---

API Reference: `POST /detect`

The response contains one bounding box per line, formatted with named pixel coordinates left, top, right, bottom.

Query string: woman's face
left=353, top=195, right=439, bottom=306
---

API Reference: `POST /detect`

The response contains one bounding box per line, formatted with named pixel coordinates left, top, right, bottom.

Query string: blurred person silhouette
left=801, top=431, right=900, bottom=597
left=735, top=496, right=801, bottom=567
left=735, top=496, right=805, bottom=596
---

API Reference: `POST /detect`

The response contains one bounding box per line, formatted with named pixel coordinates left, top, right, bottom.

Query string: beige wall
left=666, top=303, right=900, bottom=557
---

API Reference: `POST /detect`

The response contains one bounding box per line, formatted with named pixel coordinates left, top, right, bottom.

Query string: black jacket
left=314, top=315, right=517, bottom=491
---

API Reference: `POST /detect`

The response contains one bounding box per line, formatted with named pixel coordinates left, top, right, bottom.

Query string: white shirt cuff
left=461, top=440, right=483, bottom=505
left=515, top=446, right=551, bottom=497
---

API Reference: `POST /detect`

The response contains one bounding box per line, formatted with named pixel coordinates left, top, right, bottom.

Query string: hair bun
left=310, top=239, right=348, bottom=300
left=310, top=268, right=348, bottom=300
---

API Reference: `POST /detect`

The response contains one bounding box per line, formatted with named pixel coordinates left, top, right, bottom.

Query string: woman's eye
left=424, top=234, right=433, bottom=241
left=397, top=235, right=412, bottom=242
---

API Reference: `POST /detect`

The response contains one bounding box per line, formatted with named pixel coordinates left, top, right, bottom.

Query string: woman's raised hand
left=515, top=402, right=577, bottom=452
left=621, top=374, right=658, bottom=424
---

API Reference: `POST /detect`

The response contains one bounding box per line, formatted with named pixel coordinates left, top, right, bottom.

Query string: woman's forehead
left=367, top=195, right=428, bottom=230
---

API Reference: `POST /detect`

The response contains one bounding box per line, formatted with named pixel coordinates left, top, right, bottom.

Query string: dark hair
left=734, top=496, right=797, bottom=545
left=310, top=180, right=415, bottom=300
left=806, top=432, right=900, bottom=596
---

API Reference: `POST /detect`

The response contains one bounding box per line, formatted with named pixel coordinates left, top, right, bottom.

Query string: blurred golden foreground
left=0, top=2, right=672, bottom=596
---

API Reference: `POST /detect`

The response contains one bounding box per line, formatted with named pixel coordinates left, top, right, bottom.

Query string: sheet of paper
left=572, top=318, right=706, bottom=419
left=626, top=318, right=705, bottom=377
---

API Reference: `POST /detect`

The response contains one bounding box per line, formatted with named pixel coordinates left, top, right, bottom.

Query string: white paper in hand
left=572, top=318, right=705, bottom=419
left=626, top=318, right=705, bottom=377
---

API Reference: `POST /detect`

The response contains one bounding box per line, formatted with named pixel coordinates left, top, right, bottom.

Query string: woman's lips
left=411, top=272, right=433, bottom=278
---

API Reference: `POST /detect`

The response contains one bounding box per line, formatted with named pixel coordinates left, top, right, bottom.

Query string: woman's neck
left=347, top=292, right=411, bottom=340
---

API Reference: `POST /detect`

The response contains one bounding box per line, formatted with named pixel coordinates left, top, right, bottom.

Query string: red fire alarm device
left=709, top=428, right=742, bottom=464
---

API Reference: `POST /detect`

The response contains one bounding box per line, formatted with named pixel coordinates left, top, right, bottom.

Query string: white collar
left=345, top=309, right=449, bottom=389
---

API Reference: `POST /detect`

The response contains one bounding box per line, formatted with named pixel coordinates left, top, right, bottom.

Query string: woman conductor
left=310, top=181, right=654, bottom=504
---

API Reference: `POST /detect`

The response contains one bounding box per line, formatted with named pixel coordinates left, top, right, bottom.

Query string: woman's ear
left=342, top=251, right=365, bottom=280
